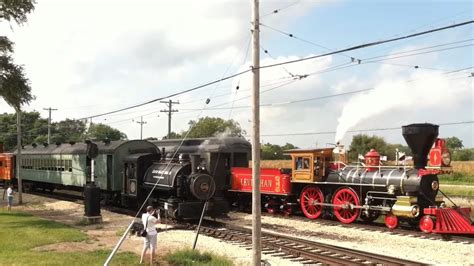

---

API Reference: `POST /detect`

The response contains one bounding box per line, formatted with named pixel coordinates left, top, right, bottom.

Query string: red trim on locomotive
left=422, top=207, right=474, bottom=234
left=429, top=138, right=451, bottom=168
left=230, top=167, right=292, bottom=195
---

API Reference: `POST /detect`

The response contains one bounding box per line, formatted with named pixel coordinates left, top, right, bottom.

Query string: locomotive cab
left=285, top=148, right=333, bottom=183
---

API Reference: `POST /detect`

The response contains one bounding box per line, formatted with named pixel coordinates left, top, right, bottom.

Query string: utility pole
left=136, top=116, right=147, bottom=140
left=43, top=107, right=58, bottom=144
left=160, top=100, right=179, bottom=138
left=251, top=0, right=261, bottom=265
left=16, top=109, right=23, bottom=204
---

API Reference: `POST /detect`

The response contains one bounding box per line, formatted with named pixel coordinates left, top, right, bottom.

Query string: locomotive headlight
left=411, top=205, right=420, bottom=217
left=431, top=180, right=439, bottom=191
left=442, top=152, right=451, bottom=166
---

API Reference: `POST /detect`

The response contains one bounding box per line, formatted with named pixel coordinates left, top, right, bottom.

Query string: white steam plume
left=335, top=70, right=471, bottom=142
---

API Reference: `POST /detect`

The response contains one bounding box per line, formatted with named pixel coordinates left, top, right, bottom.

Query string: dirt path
left=0, top=190, right=299, bottom=265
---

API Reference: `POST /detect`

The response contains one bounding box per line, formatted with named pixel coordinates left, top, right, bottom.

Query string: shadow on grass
left=0, top=212, right=73, bottom=229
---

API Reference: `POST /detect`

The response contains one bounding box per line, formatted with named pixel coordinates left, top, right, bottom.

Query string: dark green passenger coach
left=13, top=140, right=159, bottom=200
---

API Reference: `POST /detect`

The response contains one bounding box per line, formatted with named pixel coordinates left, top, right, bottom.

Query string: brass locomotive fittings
left=391, top=196, right=420, bottom=218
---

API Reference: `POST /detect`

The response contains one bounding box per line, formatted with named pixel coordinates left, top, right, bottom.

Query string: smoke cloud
left=335, top=70, right=471, bottom=142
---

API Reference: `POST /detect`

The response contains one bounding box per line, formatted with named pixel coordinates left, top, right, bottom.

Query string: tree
left=349, top=134, right=388, bottom=160
left=183, top=117, right=245, bottom=138
left=0, top=111, right=47, bottom=150
left=0, top=0, right=36, bottom=110
left=348, top=134, right=411, bottom=161
left=452, top=148, right=474, bottom=161
left=162, top=131, right=182, bottom=140
left=446, top=136, right=463, bottom=150
left=51, top=119, right=86, bottom=143
left=261, top=142, right=298, bottom=160
left=86, top=123, right=127, bottom=141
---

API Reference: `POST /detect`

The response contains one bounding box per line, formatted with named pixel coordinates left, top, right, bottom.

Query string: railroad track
left=193, top=221, right=421, bottom=265
left=28, top=189, right=474, bottom=244
left=250, top=210, right=474, bottom=244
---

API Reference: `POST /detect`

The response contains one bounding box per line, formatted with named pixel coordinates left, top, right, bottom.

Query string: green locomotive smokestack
left=402, top=123, right=439, bottom=169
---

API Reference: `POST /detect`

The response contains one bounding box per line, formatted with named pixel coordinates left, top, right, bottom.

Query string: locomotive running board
left=309, top=202, right=391, bottom=212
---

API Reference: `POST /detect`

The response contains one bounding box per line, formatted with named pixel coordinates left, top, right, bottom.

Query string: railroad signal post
left=84, top=141, right=102, bottom=224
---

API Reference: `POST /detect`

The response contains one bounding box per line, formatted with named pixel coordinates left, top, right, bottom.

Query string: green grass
left=439, top=185, right=474, bottom=197
left=439, top=172, right=474, bottom=185
left=115, top=228, right=125, bottom=237
left=165, top=248, right=233, bottom=266
left=0, top=210, right=139, bottom=265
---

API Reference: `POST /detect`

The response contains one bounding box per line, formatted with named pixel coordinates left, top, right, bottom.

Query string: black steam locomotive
left=121, top=137, right=251, bottom=219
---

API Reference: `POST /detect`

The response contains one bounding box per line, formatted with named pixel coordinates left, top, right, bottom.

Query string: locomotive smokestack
left=190, top=155, right=200, bottom=174
left=402, top=123, right=439, bottom=169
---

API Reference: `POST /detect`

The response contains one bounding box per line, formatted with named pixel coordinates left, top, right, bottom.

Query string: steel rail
left=195, top=222, right=421, bottom=265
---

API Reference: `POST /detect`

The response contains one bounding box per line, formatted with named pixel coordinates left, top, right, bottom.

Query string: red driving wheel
left=332, top=187, right=360, bottom=224
left=300, top=186, right=324, bottom=219
left=385, top=214, right=399, bottom=229
left=419, top=215, right=435, bottom=233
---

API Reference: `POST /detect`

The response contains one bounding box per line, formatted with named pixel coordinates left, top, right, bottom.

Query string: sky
left=1, top=0, right=473, bottom=149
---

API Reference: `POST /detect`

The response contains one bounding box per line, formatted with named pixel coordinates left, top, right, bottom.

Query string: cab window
left=295, top=156, right=310, bottom=170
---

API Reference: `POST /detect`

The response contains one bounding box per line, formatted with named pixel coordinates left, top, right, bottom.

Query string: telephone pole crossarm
left=160, top=100, right=179, bottom=139
left=43, top=107, right=58, bottom=144
left=136, top=116, right=147, bottom=140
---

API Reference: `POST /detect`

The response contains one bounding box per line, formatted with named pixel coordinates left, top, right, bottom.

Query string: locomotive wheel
left=300, top=186, right=324, bottom=219
left=385, top=214, right=399, bottom=229
left=332, top=187, right=360, bottom=224
left=281, top=200, right=292, bottom=216
left=419, top=215, right=435, bottom=233
left=265, top=199, right=279, bottom=214
left=360, top=210, right=380, bottom=222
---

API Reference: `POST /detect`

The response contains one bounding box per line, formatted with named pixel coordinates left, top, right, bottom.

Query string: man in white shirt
left=6, top=185, right=14, bottom=211
left=140, top=206, right=159, bottom=264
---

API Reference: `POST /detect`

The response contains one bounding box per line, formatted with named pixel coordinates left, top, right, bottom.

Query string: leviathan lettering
left=240, top=177, right=273, bottom=188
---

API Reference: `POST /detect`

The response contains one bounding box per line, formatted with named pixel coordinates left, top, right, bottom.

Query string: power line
left=174, top=69, right=472, bottom=115
left=257, top=121, right=474, bottom=137
left=260, top=22, right=355, bottom=59
left=76, top=20, right=473, bottom=121
left=364, top=44, right=473, bottom=63
left=362, top=38, right=473, bottom=61
left=261, top=0, right=300, bottom=18
left=76, top=69, right=251, bottom=120
left=259, top=20, right=473, bottom=70
left=180, top=88, right=375, bottom=111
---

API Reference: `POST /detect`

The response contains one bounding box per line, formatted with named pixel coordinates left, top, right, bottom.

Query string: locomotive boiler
left=141, top=154, right=223, bottom=219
